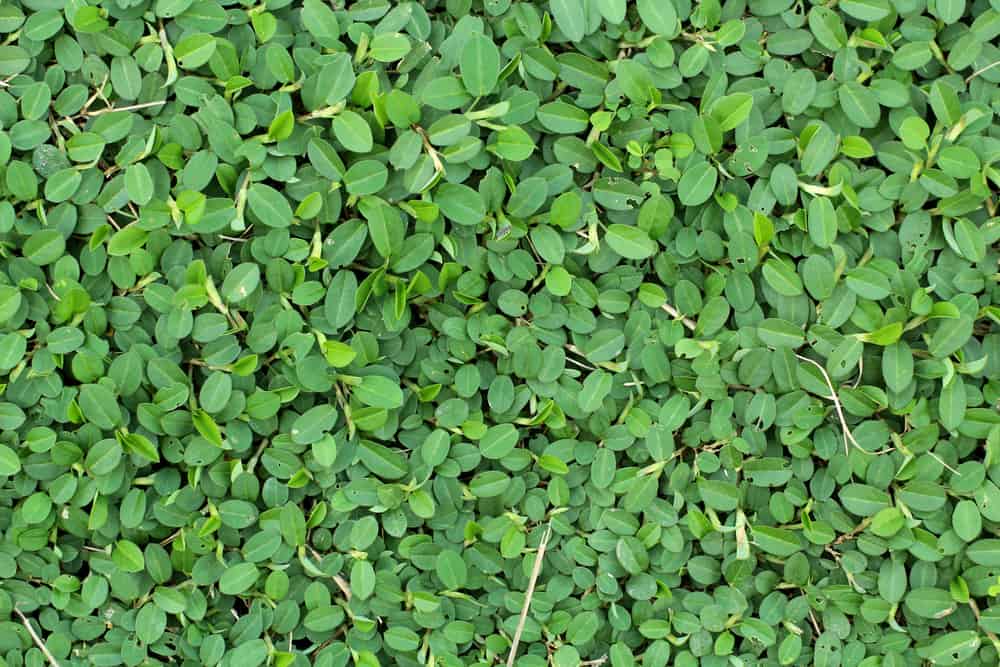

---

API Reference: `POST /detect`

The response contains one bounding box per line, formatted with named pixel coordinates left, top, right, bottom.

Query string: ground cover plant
left=0, top=0, right=999, bottom=666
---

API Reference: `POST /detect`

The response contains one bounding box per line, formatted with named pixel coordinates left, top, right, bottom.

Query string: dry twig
left=967, top=59, right=1000, bottom=83
left=808, top=609, right=823, bottom=636
left=795, top=353, right=861, bottom=456
left=84, top=100, right=167, bottom=117
left=661, top=303, right=696, bottom=331
left=413, top=124, right=446, bottom=176
left=333, top=574, right=352, bottom=600
left=14, top=607, right=60, bottom=667
left=506, top=523, right=552, bottom=667
left=968, top=599, right=1000, bottom=652
left=832, top=517, right=872, bottom=546
left=927, top=450, right=962, bottom=475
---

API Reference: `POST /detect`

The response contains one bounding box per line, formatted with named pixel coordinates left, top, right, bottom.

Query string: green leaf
left=752, top=526, right=803, bottom=556
left=174, top=33, right=217, bottom=69
left=801, top=124, right=839, bottom=176
left=248, top=183, right=293, bottom=228
left=0, top=286, right=22, bottom=324
left=762, top=258, right=803, bottom=296
left=107, top=225, right=148, bottom=256
left=841, top=0, right=891, bottom=21
left=809, top=7, right=848, bottom=50
left=905, top=588, right=957, bottom=619
left=436, top=183, right=485, bottom=226
left=460, top=34, right=501, bottom=96
left=605, top=224, right=656, bottom=259
left=120, top=432, right=159, bottom=463
left=358, top=440, right=408, bottom=479
left=221, top=264, right=260, bottom=303
left=319, top=53, right=355, bottom=104
left=23, top=229, right=65, bottom=265
left=302, top=0, right=340, bottom=47
left=359, top=196, right=403, bottom=257
left=219, top=562, right=260, bottom=595
left=78, top=384, right=122, bottom=430
left=0, top=444, right=20, bottom=476
left=353, top=375, right=404, bottom=409
left=332, top=110, right=374, bottom=153
left=917, top=631, right=981, bottom=666
left=491, top=127, right=536, bottom=161
left=807, top=196, right=837, bottom=248
left=536, top=101, right=590, bottom=133
left=966, top=540, right=1000, bottom=566
left=112, top=540, right=145, bottom=573
left=838, top=82, right=880, bottom=128
left=709, top=93, right=754, bottom=132
left=757, top=319, right=805, bottom=348
left=324, top=270, right=358, bottom=329
left=369, top=33, right=411, bottom=62
left=479, top=423, right=519, bottom=459
left=549, top=0, right=586, bottom=41
left=677, top=162, right=718, bottom=206
left=929, top=317, right=973, bottom=358
left=192, top=409, right=223, bottom=446
left=268, top=110, right=295, bottom=141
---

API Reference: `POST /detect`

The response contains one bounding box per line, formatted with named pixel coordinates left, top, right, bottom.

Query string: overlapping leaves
left=0, top=1, right=999, bottom=667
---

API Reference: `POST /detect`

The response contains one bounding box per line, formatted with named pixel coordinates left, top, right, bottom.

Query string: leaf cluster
left=0, top=1, right=999, bottom=667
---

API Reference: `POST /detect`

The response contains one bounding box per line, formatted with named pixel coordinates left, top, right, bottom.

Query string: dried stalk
left=506, top=523, right=552, bottom=667
left=413, top=124, right=446, bottom=176
left=84, top=100, right=167, bottom=117
left=14, top=607, right=60, bottom=667
left=795, top=353, right=861, bottom=456
left=966, top=59, right=1000, bottom=83
left=661, top=303, right=696, bottom=331
left=333, top=574, right=352, bottom=600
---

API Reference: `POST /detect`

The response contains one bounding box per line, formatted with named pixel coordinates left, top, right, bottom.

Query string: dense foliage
left=0, top=0, right=999, bottom=666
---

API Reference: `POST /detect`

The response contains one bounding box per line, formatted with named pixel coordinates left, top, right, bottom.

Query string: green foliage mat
left=0, top=0, right=1000, bottom=666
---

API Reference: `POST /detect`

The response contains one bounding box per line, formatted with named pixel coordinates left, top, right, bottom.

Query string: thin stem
left=14, top=607, right=60, bottom=667
left=966, top=60, right=1000, bottom=84
left=333, top=574, right=352, bottom=600
left=506, top=523, right=552, bottom=667
left=413, top=124, right=446, bottom=176
left=83, top=100, right=167, bottom=117
left=661, top=303, right=696, bottom=331
left=245, top=438, right=270, bottom=473
left=969, top=599, right=1000, bottom=653
left=808, top=609, right=823, bottom=636
left=794, top=353, right=861, bottom=456
left=79, top=74, right=110, bottom=116
left=832, top=517, right=872, bottom=546
left=927, top=450, right=961, bottom=475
